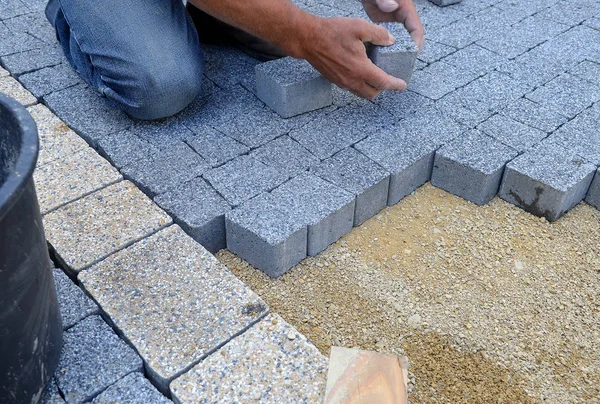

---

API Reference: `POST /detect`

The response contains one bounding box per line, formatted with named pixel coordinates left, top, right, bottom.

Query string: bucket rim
left=0, top=92, right=39, bottom=221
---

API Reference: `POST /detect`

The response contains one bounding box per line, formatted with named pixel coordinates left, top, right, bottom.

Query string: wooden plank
left=324, top=347, right=408, bottom=404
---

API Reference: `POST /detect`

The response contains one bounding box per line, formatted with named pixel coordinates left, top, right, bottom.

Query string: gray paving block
left=394, top=106, right=466, bottom=147
left=154, top=177, right=231, bottom=253
left=226, top=192, right=308, bottom=277
left=97, top=129, right=160, bottom=169
left=3, top=10, right=57, bottom=44
left=500, top=98, right=568, bottom=133
left=526, top=73, right=600, bottom=119
left=317, top=0, right=362, bottom=14
left=417, top=39, right=457, bottom=64
left=19, top=63, right=82, bottom=97
left=495, top=58, right=563, bottom=89
left=499, top=143, right=596, bottom=221
left=250, top=135, right=319, bottom=177
left=92, top=373, right=171, bottom=404
left=331, top=85, right=360, bottom=107
left=585, top=169, right=600, bottom=210
left=409, top=60, right=480, bottom=100
left=202, top=44, right=260, bottom=89
left=41, top=379, right=65, bottom=404
left=0, top=0, right=29, bottom=19
left=121, top=143, right=210, bottom=197
left=431, top=130, right=518, bottom=205
left=130, top=119, right=196, bottom=150
left=0, top=43, right=64, bottom=75
left=546, top=122, right=600, bottom=165
left=570, top=60, right=600, bottom=84
left=441, top=43, right=505, bottom=75
left=368, top=22, right=418, bottom=83
left=256, top=57, right=332, bottom=118
left=0, top=20, right=42, bottom=56
left=310, top=147, right=390, bottom=226
left=44, top=84, right=133, bottom=146
left=428, top=0, right=462, bottom=6
left=477, top=114, right=547, bottom=152
left=55, top=315, right=143, bottom=404
left=373, top=89, right=432, bottom=120
left=537, top=1, right=591, bottom=26
left=186, top=128, right=249, bottom=168
left=204, top=155, right=288, bottom=206
left=53, top=269, right=99, bottom=330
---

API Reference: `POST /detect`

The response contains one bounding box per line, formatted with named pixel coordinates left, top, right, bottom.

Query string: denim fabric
left=46, top=0, right=204, bottom=120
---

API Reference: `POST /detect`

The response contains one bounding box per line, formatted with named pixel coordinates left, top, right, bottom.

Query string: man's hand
left=362, top=0, right=425, bottom=49
left=297, top=17, right=407, bottom=99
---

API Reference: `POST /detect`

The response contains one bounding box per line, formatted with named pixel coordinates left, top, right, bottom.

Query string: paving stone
left=368, top=22, right=418, bottom=83
left=395, top=106, right=467, bottom=147
left=477, top=113, right=547, bottom=152
left=409, top=60, right=480, bottom=100
left=290, top=100, right=392, bottom=159
left=92, top=373, right=171, bottom=404
left=570, top=60, right=600, bottom=84
left=171, top=313, right=327, bottom=403
left=97, top=130, right=159, bottom=169
left=202, top=45, right=260, bottom=89
left=3, top=10, right=57, bottom=44
left=440, top=43, right=505, bottom=75
left=204, top=155, right=288, bottom=206
left=304, top=2, right=349, bottom=17
left=41, top=379, right=65, bottom=404
left=154, top=177, right=231, bottom=253
left=428, top=0, right=462, bottom=6
left=417, top=39, right=456, bottom=64
left=431, top=130, right=518, bottom=205
left=526, top=73, right=600, bottom=119
left=310, top=147, right=390, bottom=226
left=585, top=169, right=600, bottom=210
left=44, top=181, right=172, bottom=273
left=331, top=85, right=360, bottom=107
left=55, top=315, right=143, bottom=404
left=493, top=0, right=556, bottom=21
left=20, top=0, right=48, bottom=12
left=121, top=143, right=210, bottom=197
left=34, top=147, right=122, bottom=214
left=0, top=74, right=37, bottom=106
left=27, top=104, right=89, bottom=167
left=19, top=63, right=82, bottom=97
left=546, top=125, right=600, bottom=166
left=53, top=269, right=98, bottom=330
left=585, top=17, right=600, bottom=31
left=537, top=1, right=591, bottom=26
left=0, top=43, right=64, bottom=75
left=226, top=192, right=308, bottom=277
left=355, top=130, right=438, bottom=206
left=186, top=128, right=249, bottom=168
left=256, top=57, right=332, bottom=118
left=44, top=84, right=133, bottom=146
left=373, top=89, right=432, bottom=120
left=250, top=135, right=319, bottom=178
left=495, top=58, right=563, bottom=89
left=80, top=225, right=267, bottom=391
left=0, top=0, right=29, bottom=19
left=499, top=98, right=568, bottom=133
left=130, top=119, right=196, bottom=150
left=0, top=20, right=42, bottom=56
left=415, top=0, right=469, bottom=30
left=498, top=143, right=596, bottom=221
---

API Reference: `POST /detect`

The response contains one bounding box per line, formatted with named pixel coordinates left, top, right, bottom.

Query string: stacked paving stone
left=2, top=0, right=600, bottom=279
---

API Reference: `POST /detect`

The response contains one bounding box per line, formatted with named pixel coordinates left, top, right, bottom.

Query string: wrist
left=275, top=10, right=322, bottom=59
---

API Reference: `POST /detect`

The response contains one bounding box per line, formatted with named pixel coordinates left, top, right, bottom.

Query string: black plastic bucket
left=0, top=93, right=62, bottom=403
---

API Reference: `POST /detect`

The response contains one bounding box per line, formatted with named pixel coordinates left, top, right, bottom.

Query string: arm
left=189, top=0, right=422, bottom=98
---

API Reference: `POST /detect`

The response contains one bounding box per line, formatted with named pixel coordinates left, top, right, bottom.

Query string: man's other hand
left=361, top=0, right=425, bottom=49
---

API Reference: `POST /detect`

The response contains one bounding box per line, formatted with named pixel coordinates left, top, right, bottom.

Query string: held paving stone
left=43, top=181, right=172, bottom=274
left=499, top=142, right=596, bottom=222
left=92, top=373, right=171, bottom=404
left=185, top=128, right=249, bottom=168
left=34, top=147, right=123, bottom=214
left=19, top=63, right=83, bottom=97
left=310, top=147, right=390, bottom=226
left=27, top=104, right=89, bottom=167
left=226, top=192, right=309, bottom=277
left=79, top=225, right=268, bottom=391
left=52, top=269, right=99, bottom=330
left=0, top=75, right=37, bottom=106
left=569, top=60, right=600, bottom=84
left=585, top=169, right=600, bottom=210
left=409, top=61, right=480, bottom=100
left=97, top=130, right=160, bottom=169
left=55, top=315, right=143, bottom=404
left=204, top=155, right=289, bottom=207
left=256, top=57, right=332, bottom=118
left=0, top=43, right=65, bottom=75
left=170, top=313, right=328, bottom=404
left=526, top=73, right=600, bottom=119
left=367, top=22, right=418, bottom=84
left=477, top=113, right=547, bottom=152
left=154, top=177, right=231, bottom=253
left=431, top=130, right=518, bottom=206
left=499, top=98, right=568, bottom=133
left=121, top=143, right=210, bottom=197
left=250, top=135, right=320, bottom=178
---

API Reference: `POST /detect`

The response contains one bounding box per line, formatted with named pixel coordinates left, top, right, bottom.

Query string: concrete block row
left=367, top=22, right=418, bottom=84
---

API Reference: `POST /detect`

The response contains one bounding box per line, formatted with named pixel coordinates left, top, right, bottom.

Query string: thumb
left=357, top=20, right=395, bottom=46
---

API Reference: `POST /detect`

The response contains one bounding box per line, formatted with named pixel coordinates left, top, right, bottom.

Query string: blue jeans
left=46, top=0, right=204, bottom=120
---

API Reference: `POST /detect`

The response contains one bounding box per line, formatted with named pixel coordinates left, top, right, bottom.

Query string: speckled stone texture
left=19, top=63, right=82, bottom=97
left=499, top=143, right=596, bottom=221
left=40, top=379, right=65, bottom=404
left=79, top=225, right=268, bottom=392
left=428, top=0, right=461, bottom=6
left=186, top=128, right=249, bottom=168
left=170, top=314, right=328, bottom=404
left=368, top=22, right=418, bottom=83
left=0, top=75, right=37, bottom=106
left=311, top=148, right=390, bottom=226
left=154, top=177, right=231, bottom=253
left=250, top=135, right=320, bottom=178
left=256, top=57, right=332, bottom=118
left=477, top=114, right=547, bottom=153
left=92, top=373, right=171, bottom=404
left=53, top=269, right=98, bottom=330
left=585, top=169, right=600, bottom=210
left=34, top=147, right=122, bottom=214
left=0, top=43, right=65, bottom=75
left=55, top=315, right=143, bottom=404
left=97, top=130, right=159, bottom=169
left=44, top=181, right=172, bottom=273
left=499, top=98, right=568, bottom=133
left=431, top=130, right=518, bottom=206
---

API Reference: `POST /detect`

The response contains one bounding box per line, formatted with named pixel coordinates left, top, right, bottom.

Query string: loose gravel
left=219, top=183, right=600, bottom=403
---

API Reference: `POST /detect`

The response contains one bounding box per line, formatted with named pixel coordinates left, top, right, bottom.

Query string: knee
left=122, top=54, right=204, bottom=120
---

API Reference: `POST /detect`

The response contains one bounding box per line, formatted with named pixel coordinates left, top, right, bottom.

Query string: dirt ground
left=218, top=183, right=600, bottom=403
